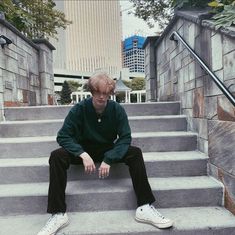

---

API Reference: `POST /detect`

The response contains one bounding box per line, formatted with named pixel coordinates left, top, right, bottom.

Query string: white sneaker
left=135, top=204, right=173, bottom=229
left=37, top=213, right=69, bottom=235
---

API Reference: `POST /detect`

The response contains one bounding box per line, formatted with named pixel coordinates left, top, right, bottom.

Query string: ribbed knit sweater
left=57, top=97, right=132, bottom=164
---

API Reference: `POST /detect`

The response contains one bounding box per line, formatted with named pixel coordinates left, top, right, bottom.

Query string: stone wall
left=150, top=10, right=235, bottom=214
left=143, top=36, right=159, bottom=101
left=0, top=16, right=55, bottom=120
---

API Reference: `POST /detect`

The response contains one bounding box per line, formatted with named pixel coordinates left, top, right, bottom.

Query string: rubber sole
left=50, top=220, right=70, bottom=235
left=135, top=216, right=173, bottom=229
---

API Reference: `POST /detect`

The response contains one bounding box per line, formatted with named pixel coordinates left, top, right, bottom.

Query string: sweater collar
left=87, top=97, right=109, bottom=117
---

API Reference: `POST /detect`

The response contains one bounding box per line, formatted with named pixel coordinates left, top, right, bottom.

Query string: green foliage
left=123, top=80, right=132, bottom=89
left=129, top=0, right=210, bottom=30
left=173, top=0, right=210, bottom=9
left=209, top=0, right=235, bottom=29
left=129, top=0, right=174, bottom=30
left=82, top=82, right=89, bottom=92
left=115, top=92, right=126, bottom=103
left=122, top=78, right=145, bottom=90
left=0, top=0, right=71, bottom=39
left=60, top=81, right=72, bottom=105
left=129, top=0, right=235, bottom=30
left=131, top=77, right=145, bottom=90
left=67, top=80, right=81, bottom=92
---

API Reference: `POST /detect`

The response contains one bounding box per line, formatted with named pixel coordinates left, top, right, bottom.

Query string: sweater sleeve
left=57, top=106, right=85, bottom=157
left=103, top=105, right=131, bottom=164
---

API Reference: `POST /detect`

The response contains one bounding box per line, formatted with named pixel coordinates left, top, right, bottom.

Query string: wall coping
left=0, top=16, right=56, bottom=51
left=33, top=39, right=56, bottom=50
left=142, top=36, right=159, bottom=49
left=0, top=17, right=40, bottom=51
left=154, top=9, right=235, bottom=48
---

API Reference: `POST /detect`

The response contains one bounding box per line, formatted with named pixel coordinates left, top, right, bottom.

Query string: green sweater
left=57, top=98, right=132, bottom=165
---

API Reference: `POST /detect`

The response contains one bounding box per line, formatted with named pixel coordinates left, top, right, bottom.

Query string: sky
left=120, top=0, right=160, bottom=39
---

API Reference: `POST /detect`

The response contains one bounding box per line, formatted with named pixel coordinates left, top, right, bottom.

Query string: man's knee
left=49, top=149, right=60, bottom=165
left=124, top=146, right=143, bottom=163
left=49, top=148, right=69, bottom=167
left=129, top=146, right=142, bottom=157
left=132, top=146, right=142, bottom=156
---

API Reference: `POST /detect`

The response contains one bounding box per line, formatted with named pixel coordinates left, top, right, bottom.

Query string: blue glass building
left=123, top=35, right=146, bottom=73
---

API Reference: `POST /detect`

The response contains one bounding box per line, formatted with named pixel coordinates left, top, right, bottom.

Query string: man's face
left=92, top=81, right=111, bottom=110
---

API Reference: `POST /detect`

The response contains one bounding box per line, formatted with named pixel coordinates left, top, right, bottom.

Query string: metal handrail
left=170, top=31, right=235, bottom=107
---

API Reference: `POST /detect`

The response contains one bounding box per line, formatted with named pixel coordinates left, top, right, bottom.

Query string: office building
left=123, top=35, right=146, bottom=73
left=52, top=0, right=122, bottom=76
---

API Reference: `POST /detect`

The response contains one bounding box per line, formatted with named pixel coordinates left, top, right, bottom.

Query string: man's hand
left=80, top=152, right=96, bottom=174
left=99, top=161, right=110, bottom=179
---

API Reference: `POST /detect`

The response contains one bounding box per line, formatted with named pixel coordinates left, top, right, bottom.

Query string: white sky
left=120, top=0, right=160, bottom=39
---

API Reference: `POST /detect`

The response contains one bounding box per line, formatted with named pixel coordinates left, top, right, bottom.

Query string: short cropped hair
left=87, top=72, right=115, bottom=95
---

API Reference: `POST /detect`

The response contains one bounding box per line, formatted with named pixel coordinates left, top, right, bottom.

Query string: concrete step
left=0, top=151, right=208, bottom=184
left=0, top=115, right=187, bottom=137
left=0, top=132, right=197, bottom=158
left=4, top=102, right=181, bottom=121
left=1, top=207, right=235, bottom=235
left=0, top=176, right=223, bottom=215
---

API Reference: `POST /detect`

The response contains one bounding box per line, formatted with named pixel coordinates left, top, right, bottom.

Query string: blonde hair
left=88, top=72, right=115, bottom=95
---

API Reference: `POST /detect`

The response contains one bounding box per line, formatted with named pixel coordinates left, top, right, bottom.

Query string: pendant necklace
left=97, top=113, right=102, bottom=123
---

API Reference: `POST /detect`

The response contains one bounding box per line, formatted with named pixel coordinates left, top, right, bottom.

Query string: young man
left=37, top=72, right=173, bottom=235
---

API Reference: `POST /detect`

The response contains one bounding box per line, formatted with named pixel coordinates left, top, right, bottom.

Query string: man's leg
left=47, top=147, right=83, bottom=213
left=47, top=144, right=111, bottom=213
left=37, top=148, right=82, bottom=235
left=122, top=145, right=155, bottom=206
left=123, top=146, right=173, bottom=229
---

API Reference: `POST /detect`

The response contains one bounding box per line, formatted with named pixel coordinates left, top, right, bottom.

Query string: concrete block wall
left=143, top=36, right=159, bottom=101
left=152, top=10, right=235, bottom=214
left=0, top=17, right=55, bottom=121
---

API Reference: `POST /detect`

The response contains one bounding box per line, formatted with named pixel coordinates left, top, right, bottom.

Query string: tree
left=131, top=77, right=145, bottom=90
left=67, top=80, right=81, bottom=92
left=82, top=82, right=89, bottom=92
left=0, top=0, right=71, bottom=39
left=129, top=0, right=234, bottom=30
left=128, top=0, right=174, bottom=30
left=123, top=80, right=132, bottom=89
left=60, top=81, right=72, bottom=105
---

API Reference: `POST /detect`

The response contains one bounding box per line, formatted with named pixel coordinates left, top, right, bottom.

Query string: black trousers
left=47, top=145, right=155, bottom=213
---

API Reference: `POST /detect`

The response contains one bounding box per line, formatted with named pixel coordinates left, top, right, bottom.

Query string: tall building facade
left=52, top=0, right=122, bottom=76
left=123, top=35, right=146, bottom=73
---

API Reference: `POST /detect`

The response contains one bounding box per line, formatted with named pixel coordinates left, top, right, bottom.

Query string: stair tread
left=0, top=115, right=186, bottom=124
left=0, top=131, right=197, bottom=143
left=0, top=176, right=222, bottom=197
left=0, top=151, right=208, bottom=167
left=4, top=102, right=180, bottom=110
left=0, top=119, right=63, bottom=124
left=1, top=207, right=235, bottom=235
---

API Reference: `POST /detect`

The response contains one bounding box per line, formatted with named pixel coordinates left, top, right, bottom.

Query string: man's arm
left=57, top=106, right=96, bottom=174
left=57, top=107, right=85, bottom=157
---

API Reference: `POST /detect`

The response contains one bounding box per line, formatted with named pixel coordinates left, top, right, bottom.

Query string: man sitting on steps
left=37, top=71, right=173, bottom=235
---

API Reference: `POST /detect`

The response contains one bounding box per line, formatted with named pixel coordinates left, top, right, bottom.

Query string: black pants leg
left=122, top=146, right=156, bottom=207
left=47, top=146, right=155, bottom=213
left=47, top=148, right=82, bottom=213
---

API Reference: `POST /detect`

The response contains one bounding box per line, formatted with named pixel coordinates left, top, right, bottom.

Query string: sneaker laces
left=149, top=205, right=165, bottom=219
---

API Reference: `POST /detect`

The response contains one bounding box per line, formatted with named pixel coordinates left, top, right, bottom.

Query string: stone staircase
left=0, top=102, right=235, bottom=235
